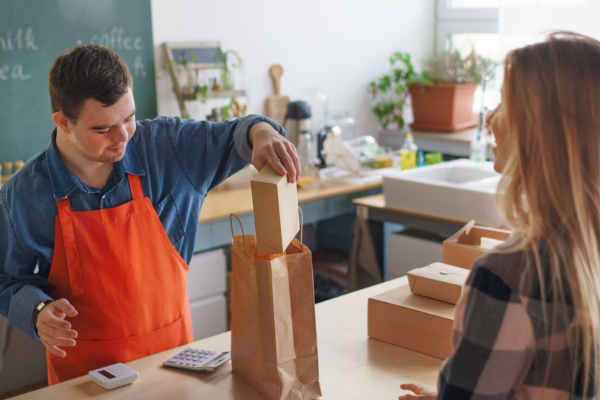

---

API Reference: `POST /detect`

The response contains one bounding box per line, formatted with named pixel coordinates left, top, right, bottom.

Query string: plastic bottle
left=471, top=110, right=487, bottom=168
left=400, top=133, right=418, bottom=170
left=470, top=131, right=486, bottom=168
left=417, top=151, right=426, bottom=167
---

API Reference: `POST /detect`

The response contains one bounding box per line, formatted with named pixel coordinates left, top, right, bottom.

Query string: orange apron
left=46, top=174, right=193, bottom=384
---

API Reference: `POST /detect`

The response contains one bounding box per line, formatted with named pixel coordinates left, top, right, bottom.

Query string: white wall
left=151, top=0, right=435, bottom=137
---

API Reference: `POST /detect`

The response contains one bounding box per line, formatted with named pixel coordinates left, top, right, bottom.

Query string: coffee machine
left=284, top=101, right=311, bottom=146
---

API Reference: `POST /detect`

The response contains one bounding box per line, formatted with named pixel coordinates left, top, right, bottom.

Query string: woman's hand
left=399, top=383, right=437, bottom=400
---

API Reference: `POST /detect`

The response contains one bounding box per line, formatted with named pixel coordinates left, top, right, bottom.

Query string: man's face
left=66, top=88, right=136, bottom=164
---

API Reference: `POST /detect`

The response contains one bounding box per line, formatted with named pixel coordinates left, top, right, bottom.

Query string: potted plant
left=368, top=52, right=417, bottom=130
left=409, top=50, right=495, bottom=132
left=220, top=49, right=244, bottom=91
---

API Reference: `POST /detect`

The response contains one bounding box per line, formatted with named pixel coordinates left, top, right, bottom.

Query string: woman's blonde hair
left=499, top=32, right=600, bottom=397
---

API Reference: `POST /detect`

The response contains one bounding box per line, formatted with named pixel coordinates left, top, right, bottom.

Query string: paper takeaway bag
left=230, top=212, right=321, bottom=400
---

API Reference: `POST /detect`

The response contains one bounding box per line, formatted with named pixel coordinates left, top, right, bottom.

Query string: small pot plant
left=368, top=52, right=418, bottom=130
left=221, top=49, right=244, bottom=91
left=409, top=50, right=495, bottom=132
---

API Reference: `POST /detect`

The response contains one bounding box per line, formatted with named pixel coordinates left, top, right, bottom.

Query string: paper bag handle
left=230, top=208, right=303, bottom=256
left=230, top=213, right=247, bottom=257
left=298, top=206, right=303, bottom=244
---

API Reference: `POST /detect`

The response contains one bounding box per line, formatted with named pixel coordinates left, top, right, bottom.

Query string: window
left=436, top=0, right=500, bottom=110
left=436, top=0, right=598, bottom=111
left=435, top=0, right=498, bottom=52
left=449, top=0, right=499, bottom=7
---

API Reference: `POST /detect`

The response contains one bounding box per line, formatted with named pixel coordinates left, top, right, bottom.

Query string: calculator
left=89, top=363, right=138, bottom=390
left=163, top=348, right=231, bottom=372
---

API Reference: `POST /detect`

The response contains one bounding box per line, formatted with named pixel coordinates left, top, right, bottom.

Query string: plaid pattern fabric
left=437, top=250, right=595, bottom=400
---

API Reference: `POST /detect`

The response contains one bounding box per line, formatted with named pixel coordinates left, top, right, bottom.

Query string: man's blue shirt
left=0, top=114, right=284, bottom=340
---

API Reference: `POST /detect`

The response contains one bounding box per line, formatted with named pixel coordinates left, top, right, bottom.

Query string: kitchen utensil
left=299, top=88, right=328, bottom=135
left=317, top=126, right=342, bottom=168
left=284, top=101, right=311, bottom=146
left=266, top=64, right=290, bottom=126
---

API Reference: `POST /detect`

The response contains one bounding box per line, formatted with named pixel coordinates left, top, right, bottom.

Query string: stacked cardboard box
left=443, top=220, right=511, bottom=269
left=368, top=283, right=456, bottom=359
left=368, top=221, right=511, bottom=359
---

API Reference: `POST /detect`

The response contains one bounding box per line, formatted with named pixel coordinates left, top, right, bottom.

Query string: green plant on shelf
left=157, top=50, right=210, bottom=104
left=368, top=52, right=420, bottom=130
left=158, top=47, right=246, bottom=120
left=220, top=49, right=244, bottom=90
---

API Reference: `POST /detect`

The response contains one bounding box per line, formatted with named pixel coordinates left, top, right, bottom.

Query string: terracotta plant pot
left=409, top=83, right=478, bottom=132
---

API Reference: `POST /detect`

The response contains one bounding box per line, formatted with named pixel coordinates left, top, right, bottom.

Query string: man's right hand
left=35, top=298, right=78, bottom=358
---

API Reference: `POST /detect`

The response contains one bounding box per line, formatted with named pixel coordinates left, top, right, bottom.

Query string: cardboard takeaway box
left=251, top=164, right=300, bottom=256
left=368, top=284, right=455, bottom=359
left=407, top=263, right=469, bottom=305
left=443, top=220, right=511, bottom=269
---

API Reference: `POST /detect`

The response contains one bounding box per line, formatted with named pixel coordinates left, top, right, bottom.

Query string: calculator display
left=99, top=370, right=116, bottom=379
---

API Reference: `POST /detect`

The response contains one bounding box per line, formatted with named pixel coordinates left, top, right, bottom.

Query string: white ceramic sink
left=383, top=159, right=503, bottom=225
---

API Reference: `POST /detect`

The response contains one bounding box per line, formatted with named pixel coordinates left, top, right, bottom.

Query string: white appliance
left=186, top=249, right=228, bottom=341
left=386, top=231, right=444, bottom=280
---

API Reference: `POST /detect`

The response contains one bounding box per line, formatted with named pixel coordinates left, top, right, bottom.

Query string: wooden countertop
left=1, top=170, right=380, bottom=225
left=412, top=128, right=494, bottom=144
left=352, top=193, right=470, bottom=226
left=14, top=277, right=442, bottom=400
left=380, top=128, right=495, bottom=145
left=200, top=172, right=381, bottom=224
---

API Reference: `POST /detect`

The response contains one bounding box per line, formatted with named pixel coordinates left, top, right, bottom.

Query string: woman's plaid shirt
left=437, top=249, right=594, bottom=400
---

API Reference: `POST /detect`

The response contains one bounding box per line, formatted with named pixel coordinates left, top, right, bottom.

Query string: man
left=0, top=44, right=300, bottom=384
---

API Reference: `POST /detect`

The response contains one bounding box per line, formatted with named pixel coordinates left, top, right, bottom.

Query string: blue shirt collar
left=45, top=128, right=145, bottom=201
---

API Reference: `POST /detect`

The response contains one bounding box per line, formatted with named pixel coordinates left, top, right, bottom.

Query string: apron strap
left=127, top=175, right=144, bottom=200
left=56, top=199, right=85, bottom=296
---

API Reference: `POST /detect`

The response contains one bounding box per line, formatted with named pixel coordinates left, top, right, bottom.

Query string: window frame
left=435, top=0, right=499, bottom=51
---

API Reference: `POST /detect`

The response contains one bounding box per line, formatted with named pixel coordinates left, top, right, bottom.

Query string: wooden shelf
left=182, top=89, right=246, bottom=101
left=352, top=193, right=471, bottom=226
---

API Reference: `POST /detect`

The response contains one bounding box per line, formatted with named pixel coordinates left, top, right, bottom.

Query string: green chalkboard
left=0, top=0, right=157, bottom=164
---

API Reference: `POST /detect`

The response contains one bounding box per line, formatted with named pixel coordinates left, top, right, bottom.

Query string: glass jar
left=297, top=132, right=318, bottom=175
left=327, top=111, right=356, bottom=141
left=299, top=88, right=328, bottom=136
left=345, top=136, right=379, bottom=159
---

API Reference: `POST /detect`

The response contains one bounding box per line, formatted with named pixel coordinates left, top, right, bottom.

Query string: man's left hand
left=249, top=122, right=301, bottom=183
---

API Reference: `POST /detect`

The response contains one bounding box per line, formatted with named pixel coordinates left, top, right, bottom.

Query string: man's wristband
left=34, top=300, right=52, bottom=324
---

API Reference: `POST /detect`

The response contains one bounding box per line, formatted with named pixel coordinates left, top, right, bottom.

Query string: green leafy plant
left=220, top=49, right=244, bottom=90
left=368, top=52, right=418, bottom=130
left=419, top=49, right=495, bottom=85
left=368, top=49, right=495, bottom=129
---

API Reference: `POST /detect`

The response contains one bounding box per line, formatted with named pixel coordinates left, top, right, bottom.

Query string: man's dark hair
left=49, top=44, right=133, bottom=122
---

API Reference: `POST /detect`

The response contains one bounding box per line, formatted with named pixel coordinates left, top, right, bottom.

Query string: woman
left=400, top=32, right=600, bottom=399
